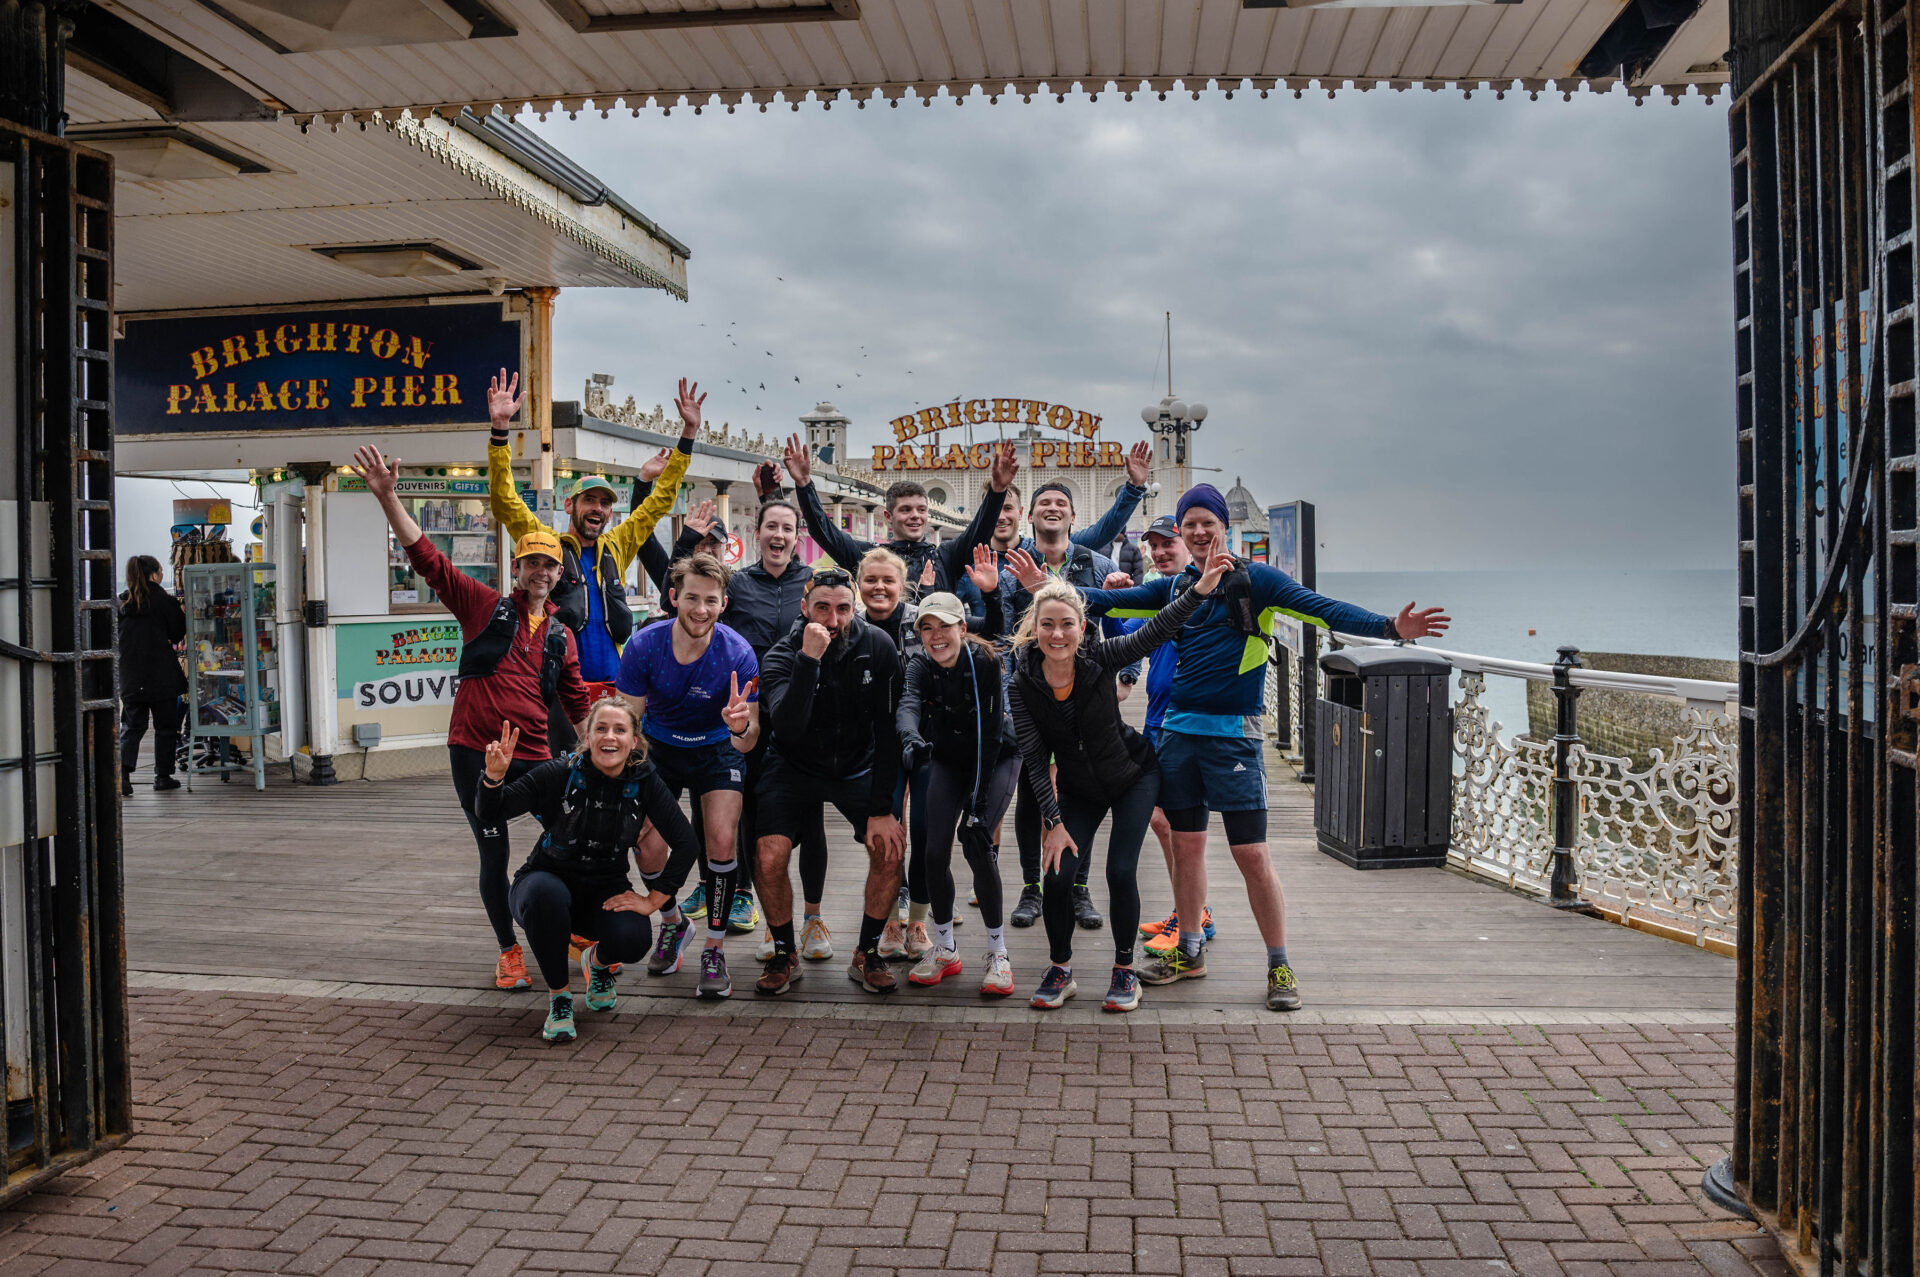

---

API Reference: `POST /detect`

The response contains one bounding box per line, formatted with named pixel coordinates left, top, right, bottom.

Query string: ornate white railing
left=1268, top=638, right=1738, bottom=951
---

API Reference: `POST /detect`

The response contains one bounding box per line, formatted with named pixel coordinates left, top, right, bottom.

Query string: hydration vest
left=456, top=597, right=568, bottom=703
left=1170, top=557, right=1262, bottom=636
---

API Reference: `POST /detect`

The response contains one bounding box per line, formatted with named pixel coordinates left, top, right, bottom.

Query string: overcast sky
left=523, top=89, right=1734, bottom=573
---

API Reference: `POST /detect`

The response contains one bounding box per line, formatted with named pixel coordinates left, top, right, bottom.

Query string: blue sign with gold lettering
left=115, top=300, right=522, bottom=435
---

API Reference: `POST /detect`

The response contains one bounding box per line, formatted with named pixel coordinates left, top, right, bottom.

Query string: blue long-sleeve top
left=1080, top=561, right=1394, bottom=736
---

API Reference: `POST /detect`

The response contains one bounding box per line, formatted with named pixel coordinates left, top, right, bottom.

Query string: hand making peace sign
left=483, top=718, right=520, bottom=784
left=720, top=673, right=757, bottom=738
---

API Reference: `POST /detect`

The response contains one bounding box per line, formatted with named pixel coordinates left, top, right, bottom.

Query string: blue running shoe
left=728, top=889, right=760, bottom=935
left=1103, top=966, right=1141, bottom=1013
left=542, top=993, right=576, bottom=1043
left=1031, top=965, right=1077, bottom=1010
left=681, top=884, right=708, bottom=920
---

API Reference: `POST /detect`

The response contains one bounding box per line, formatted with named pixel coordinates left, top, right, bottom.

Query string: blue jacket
left=1082, top=561, right=1393, bottom=728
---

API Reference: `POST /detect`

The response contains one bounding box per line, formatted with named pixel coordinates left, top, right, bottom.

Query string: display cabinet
left=182, top=561, right=280, bottom=791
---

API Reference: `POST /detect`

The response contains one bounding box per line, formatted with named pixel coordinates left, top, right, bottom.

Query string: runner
left=1126, top=514, right=1217, bottom=956
left=488, top=371, right=701, bottom=748
left=473, top=700, right=706, bottom=1042
left=1082, top=483, right=1451, bottom=1010
left=614, top=552, right=762, bottom=999
left=1000, top=480, right=1142, bottom=933
left=351, top=443, right=592, bottom=993
left=1006, top=548, right=1234, bottom=1010
left=752, top=567, right=908, bottom=996
left=852, top=548, right=932, bottom=960
left=984, top=439, right=1155, bottom=575
left=895, top=546, right=1018, bottom=995
left=782, top=434, right=1016, bottom=597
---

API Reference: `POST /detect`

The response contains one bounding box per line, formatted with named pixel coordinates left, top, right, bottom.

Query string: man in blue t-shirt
left=617, top=552, right=760, bottom=1000
left=1082, top=485, right=1450, bottom=1013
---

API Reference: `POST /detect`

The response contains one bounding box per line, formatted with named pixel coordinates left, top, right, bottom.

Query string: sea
left=1314, top=568, right=1738, bottom=736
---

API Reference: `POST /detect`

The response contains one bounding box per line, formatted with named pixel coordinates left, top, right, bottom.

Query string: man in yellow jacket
left=487, top=370, right=703, bottom=747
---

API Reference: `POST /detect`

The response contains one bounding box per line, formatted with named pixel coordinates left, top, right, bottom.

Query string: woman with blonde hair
left=475, top=693, right=724, bottom=1041
left=1005, top=547, right=1233, bottom=1010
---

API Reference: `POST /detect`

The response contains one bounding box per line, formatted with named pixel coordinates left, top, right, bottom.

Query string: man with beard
left=617, top=553, right=762, bottom=999
left=351, top=444, right=592, bottom=994
left=1082, top=484, right=1451, bottom=1012
left=782, top=436, right=1016, bottom=596
left=752, top=568, right=908, bottom=995
left=488, top=371, right=702, bottom=749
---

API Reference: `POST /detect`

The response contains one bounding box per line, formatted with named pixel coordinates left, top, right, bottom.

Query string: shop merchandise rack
left=182, top=561, right=281, bottom=791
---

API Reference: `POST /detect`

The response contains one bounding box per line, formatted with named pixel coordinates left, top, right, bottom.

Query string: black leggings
left=1016, top=762, right=1092, bottom=890
left=450, top=745, right=538, bottom=952
left=1043, top=771, right=1159, bottom=969
left=120, top=695, right=183, bottom=778
left=910, top=755, right=1019, bottom=930
left=894, top=765, right=930, bottom=905
left=509, top=870, right=655, bottom=990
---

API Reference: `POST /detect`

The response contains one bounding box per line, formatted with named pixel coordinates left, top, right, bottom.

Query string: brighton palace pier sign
left=873, top=397, right=1133, bottom=471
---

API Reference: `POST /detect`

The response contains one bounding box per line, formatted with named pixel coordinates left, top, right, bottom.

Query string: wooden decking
left=121, top=719, right=1733, bottom=1020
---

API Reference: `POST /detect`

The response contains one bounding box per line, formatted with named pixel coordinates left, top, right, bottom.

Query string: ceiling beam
left=543, top=0, right=859, bottom=35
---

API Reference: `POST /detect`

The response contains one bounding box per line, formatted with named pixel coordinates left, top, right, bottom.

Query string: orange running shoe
left=569, top=933, right=621, bottom=975
left=1139, top=910, right=1179, bottom=939
left=495, top=944, right=532, bottom=990
left=1144, top=907, right=1214, bottom=953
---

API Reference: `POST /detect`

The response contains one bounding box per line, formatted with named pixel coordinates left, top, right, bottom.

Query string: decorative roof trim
left=291, top=75, right=1727, bottom=125
left=362, top=112, right=689, bottom=300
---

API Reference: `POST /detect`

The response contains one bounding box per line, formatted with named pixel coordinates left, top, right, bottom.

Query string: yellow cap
left=513, top=528, right=563, bottom=562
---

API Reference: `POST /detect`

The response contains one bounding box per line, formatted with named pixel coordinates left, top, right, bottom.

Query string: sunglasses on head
left=808, top=567, right=852, bottom=591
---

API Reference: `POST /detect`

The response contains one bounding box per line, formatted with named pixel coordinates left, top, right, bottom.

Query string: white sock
left=935, top=920, right=955, bottom=952
left=658, top=907, right=682, bottom=927
left=986, top=925, right=1006, bottom=955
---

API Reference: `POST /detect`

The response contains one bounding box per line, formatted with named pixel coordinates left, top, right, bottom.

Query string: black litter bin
left=1315, top=646, right=1453, bottom=869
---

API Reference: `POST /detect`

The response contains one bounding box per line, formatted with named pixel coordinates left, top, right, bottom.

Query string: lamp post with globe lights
left=1142, top=396, right=1207, bottom=500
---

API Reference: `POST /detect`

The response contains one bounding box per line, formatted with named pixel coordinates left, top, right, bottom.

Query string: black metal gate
left=0, top=115, right=129, bottom=1202
left=1729, top=0, right=1919, bottom=1267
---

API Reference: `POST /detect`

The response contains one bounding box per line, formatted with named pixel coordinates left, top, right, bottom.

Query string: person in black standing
left=118, top=554, right=186, bottom=794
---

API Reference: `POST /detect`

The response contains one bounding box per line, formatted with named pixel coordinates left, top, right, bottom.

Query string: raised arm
left=1251, top=564, right=1396, bottom=639
left=474, top=732, right=566, bottom=825
left=351, top=444, right=423, bottom=547
left=936, top=440, right=1017, bottom=575
left=786, top=433, right=875, bottom=568
left=1092, top=551, right=1235, bottom=670
left=605, top=379, right=700, bottom=564
left=485, top=369, right=541, bottom=542
left=1071, top=442, right=1151, bottom=550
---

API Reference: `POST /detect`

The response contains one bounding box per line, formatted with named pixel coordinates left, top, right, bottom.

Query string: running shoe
left=801, top=916, right=834, bottom=960
left=697, top=947, right=732, bottom=999
left=1140, top=909, right=1179, bottom=939
left=895, top=883, right=911, bottom=922
left=1139, top=944, right=1208, bottom=986
left=878, top=919, right=909, bottom=960
left=1266, top=962, right=1302, bottom=1012
left=728, top=891, right=760, bottom=934
left=848, top=950, right=897, bottom=994
left=580, top=944, right=617, bottom=1012
left=1010, top=884, right=1043, bottom=928
left=541, top=993, right=576, bottom=1043
left=969, top=886, right=978, bottom=907
left=979, top=951, right=1014, bottom=998
left=647, top=916, right=692, bottom=976
left=1103, top=966, right=1141, bottom=1013
left=1031, top=965, right=1077, bottom=1009
left=903, top=920, right=933, bottom=960
left=908, top=948, right=962, bottom=987
left=494, top=944, right=531, bottom=991
left=569, top=933, right=624, bottom=975
left=1145, top=907, right=1218, bottom=954
left=1071, top=885, right=1104, bottom=931
left=756, top=952, right=801, bottom=996
left=681, top=883, right=708, bottom=920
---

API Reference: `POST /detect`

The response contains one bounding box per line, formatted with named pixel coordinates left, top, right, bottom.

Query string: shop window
left=388, top=496, right=498, bottom=611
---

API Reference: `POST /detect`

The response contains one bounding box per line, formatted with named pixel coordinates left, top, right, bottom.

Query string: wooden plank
left=1385, top=675, right=1408, bottom=847
left=1406, top=675, right=1429, bottom=848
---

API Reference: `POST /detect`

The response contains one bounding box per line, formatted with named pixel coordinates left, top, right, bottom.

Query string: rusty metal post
left=1548, top=646, right=1594, bottom=912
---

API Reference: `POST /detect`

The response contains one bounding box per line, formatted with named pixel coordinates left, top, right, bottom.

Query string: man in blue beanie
left=1081, top=482, right=1450, bottom=1011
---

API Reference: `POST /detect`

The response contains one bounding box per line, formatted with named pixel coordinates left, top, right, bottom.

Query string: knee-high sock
left=703, top=857, right=738, bottom=943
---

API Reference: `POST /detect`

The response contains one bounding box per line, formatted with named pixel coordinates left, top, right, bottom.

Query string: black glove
left=902, top=737, right=931, bottom=774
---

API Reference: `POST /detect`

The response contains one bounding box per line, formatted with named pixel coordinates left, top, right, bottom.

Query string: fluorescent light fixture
left=311, top=242, right=482, bottom=278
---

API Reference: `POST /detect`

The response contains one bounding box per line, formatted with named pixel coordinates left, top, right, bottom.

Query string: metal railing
left=1267, top=637, right=1739, bottom=953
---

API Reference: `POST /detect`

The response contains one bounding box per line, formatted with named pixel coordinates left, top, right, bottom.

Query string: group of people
left=349, top=370, right=1449, bottom=1043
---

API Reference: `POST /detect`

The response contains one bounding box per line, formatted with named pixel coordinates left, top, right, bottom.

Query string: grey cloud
left=530, top=91, right=1732, bottom=570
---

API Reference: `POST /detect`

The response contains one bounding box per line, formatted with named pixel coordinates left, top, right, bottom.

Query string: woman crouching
left=476, top=696, right=704, bottom=1042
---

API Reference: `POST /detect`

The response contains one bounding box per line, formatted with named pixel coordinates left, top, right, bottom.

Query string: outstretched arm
left=1071, top=443, right=1151, bottom=549
left=1093, top=551, right=1234, bottom=669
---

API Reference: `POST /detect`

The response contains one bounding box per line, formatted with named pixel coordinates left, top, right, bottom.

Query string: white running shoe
left=903, top=920, right=932, bottom=960
left=980, top=951, right=1014, bottom=998
left=801, top=916, right=834, bottom=960
left=877, top=919, right=909, bottom=960
left=757, top=930, right=776, bottom=962
left=908, top=948, right=962, bottom=987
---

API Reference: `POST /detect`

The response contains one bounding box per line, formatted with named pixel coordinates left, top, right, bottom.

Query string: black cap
left=1144, top=514, right=1179, bottom=541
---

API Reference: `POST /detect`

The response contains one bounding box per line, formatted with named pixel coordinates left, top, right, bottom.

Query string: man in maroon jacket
left=352, top=444, right=592, bottom=992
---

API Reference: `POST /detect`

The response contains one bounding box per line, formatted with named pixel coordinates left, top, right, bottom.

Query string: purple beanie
left=1176, top=483, right=1230, bottom=527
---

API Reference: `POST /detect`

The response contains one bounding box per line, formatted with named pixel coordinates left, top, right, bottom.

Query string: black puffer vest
left=529, top=756, right=651, bottom=881
left=1010, top=644, right=1155, bottom=805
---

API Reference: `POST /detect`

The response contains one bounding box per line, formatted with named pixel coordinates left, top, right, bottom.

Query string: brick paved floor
left=0, top=988, right=1783, bottom=1276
